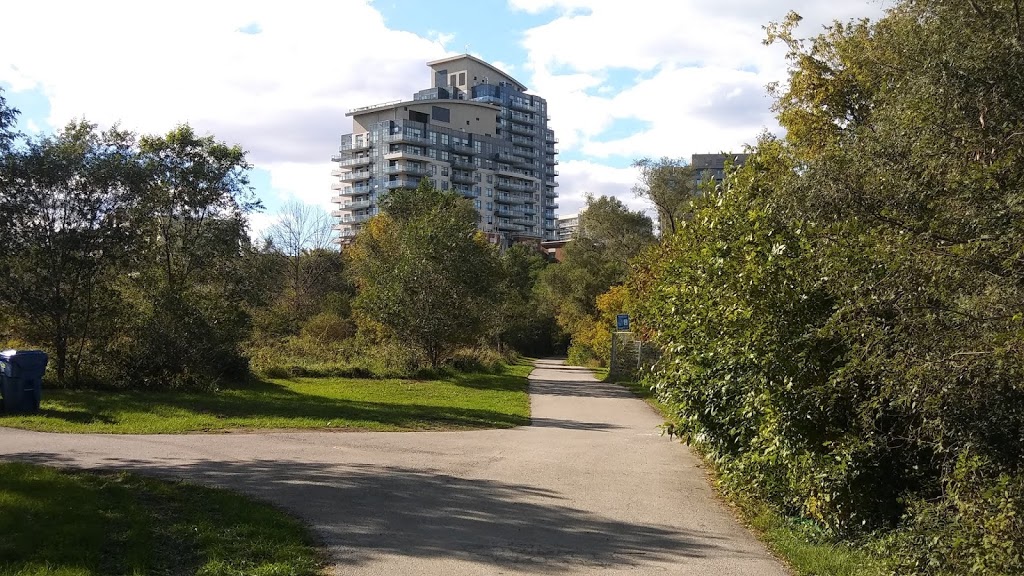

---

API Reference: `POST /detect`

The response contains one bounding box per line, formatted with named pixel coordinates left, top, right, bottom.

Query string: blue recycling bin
left=0, top=350, right=48, bottom=414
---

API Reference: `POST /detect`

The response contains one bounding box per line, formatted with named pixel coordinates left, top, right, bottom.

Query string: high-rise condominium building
left=330, top=54, right=559, bottom=247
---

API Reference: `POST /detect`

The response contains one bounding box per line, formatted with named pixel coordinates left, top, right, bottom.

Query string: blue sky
left=1, top=0, right=887, bottom=233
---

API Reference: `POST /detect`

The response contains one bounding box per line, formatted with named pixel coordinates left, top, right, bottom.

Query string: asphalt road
left=0, top=359, right=789, bottom=575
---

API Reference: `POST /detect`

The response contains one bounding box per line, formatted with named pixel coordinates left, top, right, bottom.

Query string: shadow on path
left=6, top=452, right=751, bottom=572
left=529, top=379, right=635, bottom=399
left=527, top=417, right=624, bottom=431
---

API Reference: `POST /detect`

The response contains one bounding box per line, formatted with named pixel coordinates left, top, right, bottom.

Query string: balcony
left=496, top=164, right=523, bottom=176
left=509, top=124, right=536, bottom=137
left=340, top=135, right=372, bottom=151
left=386, top=163, right=430, bottom=176
left=508, top=99, right=537, bottom=113
left=545, top=145, right=559, bottom=155
left=451, top=172, right=475, bottom=185
left=340, top=213, right=374, bottom=224
left=512, top=147, right=536, bottom=159
left=385, top=178, right=422, bottom=189
left=523, top=205, right=537, bottom=215
left=495, top=206, right=517, bottom=217
left=454, top=184, right=477, bottom=197
left=494, top=151, right=519, bottom=164
left=451, top=141, right=476, bottom=155
left=545, top=178, right=559, bottom=187
left=384, top=148, right=432, bottom=161
left=545, top=134, right=558, bottom=143
left=496, top=221, right=526, bottom=232
left=546, top=156, right=558, bottom=165
left=340, top=170, right=371, bottom=182
left=510, top=135, right=534, bottom=146
left=332, top=184, right=374, bottom=199
left=384, top=132, right=431, bottom=146
left=495, top=179, right=534, bottom=193
left=495, top=194, right=521, bottom=205
left=450, top=157, right=476, bottom=170
left=340, top=199, right=373, bottom=211
left=504, top=110, right=535, bottom=124
left=544, top=202, right=559, bottom=210
left=337, top=156, right=372, bottom=168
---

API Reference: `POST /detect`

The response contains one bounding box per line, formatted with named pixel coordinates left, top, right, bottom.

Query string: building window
left=486, top=175, right=493, bottom=183
left=474, top=200, right=481, bottom=209
left=486, top=202, right=493, bottom=210
left=486, top=187, right=493, bottom=197
left=430, top=165, right=437, bottom=175
left=441, top=167, right=449, bottom=176
left=431, top=106, right=450, bottom=123
left=459, top=72, right=466, bottom=85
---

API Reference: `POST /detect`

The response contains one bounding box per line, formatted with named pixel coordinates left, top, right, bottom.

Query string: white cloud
left=515, top=0, right=889, bottom=165
left=264, top=161, right=338, bottom=210
left=0, top=0, right=453, bottom=211
left=554, top=159, right=646, bottom=217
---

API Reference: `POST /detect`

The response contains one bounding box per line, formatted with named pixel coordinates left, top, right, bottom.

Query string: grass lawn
left=0, top=364, right=532, bottom=434
left=0, top=461, right=323, bottom=576
left=600, top=369, right=882, bottom=576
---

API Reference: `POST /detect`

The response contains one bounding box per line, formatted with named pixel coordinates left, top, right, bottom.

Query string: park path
left=0, top=359, right=788, bottom=575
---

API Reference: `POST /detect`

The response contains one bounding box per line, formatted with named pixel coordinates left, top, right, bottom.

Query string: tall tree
left=348, top=180, right=500, bottom=367
left=113, top=125, right=259, bottom=387
left=632, top=157, right=696, bottom=237
left=539, top=194, right=654, bottom=363
left=0, top=88, right=17, bottom=153
left=0, top=121, right=141, bottom=381
left=264, top=201, right=336, bottom=317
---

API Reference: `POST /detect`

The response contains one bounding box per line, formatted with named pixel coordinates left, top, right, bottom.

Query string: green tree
left=634, top=2, right=1024, bottom=573
left=632, top=157, right=696, bottom=237
left=491, top=244, right=555, bottom=355
left=0, top=121, right=142, bottom=382
left=348, top=180, right=500, bottom=367
left=264, top=201, right=337, bottom=319
left=110, top=125, right=259, bottom=388
left=539, top=194, right=654, bottom=364
left=0, top=88, right=16, bottom=153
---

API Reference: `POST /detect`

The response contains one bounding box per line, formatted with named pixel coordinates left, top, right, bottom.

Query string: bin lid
left=0, top=349, right=49, bottom=372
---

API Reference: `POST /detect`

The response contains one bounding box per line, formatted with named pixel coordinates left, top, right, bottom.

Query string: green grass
left=0, top=365, right=532, bottom=434
left=600, top=370, right=881, bottom=576
left=0, top=461, right=323, bottom=576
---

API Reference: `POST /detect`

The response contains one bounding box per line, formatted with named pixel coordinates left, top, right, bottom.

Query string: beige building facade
left=331, top=55, right=559, bottom=247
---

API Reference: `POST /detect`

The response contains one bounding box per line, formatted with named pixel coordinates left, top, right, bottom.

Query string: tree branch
left=1015, top=0, right=1023, bottom=43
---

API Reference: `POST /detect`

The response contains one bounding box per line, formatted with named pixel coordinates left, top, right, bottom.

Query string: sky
left=0, top=0, right=888, bottom=236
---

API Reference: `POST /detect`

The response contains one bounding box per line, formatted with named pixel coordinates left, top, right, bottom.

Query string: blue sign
left=616, top=314, right=630, bottom=331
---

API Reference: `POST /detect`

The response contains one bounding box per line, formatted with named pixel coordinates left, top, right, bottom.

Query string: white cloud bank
left=0, top=0, right=452, bottom=208
left=511, top=0, right=890, bottom=212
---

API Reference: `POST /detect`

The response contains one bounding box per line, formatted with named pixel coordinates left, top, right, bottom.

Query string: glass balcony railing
left=340, top=170, right=371, bottom=182
left=338, top=156, right=372, bottom=168
left=386, top=163, right=430, bottom=176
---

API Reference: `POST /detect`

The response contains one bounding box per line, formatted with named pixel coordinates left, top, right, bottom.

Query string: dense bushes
left=629, top=1, right=1024, bottom=572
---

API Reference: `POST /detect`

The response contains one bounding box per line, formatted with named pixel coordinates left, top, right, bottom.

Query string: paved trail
left=0, top=359, right=788, bottom=575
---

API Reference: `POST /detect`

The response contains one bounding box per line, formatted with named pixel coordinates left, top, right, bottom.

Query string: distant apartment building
left=330, top=54, right=559, bottom=247
left=691, top=153, right=749, bottom=185
left=557, top=214, right=579, bottom=241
